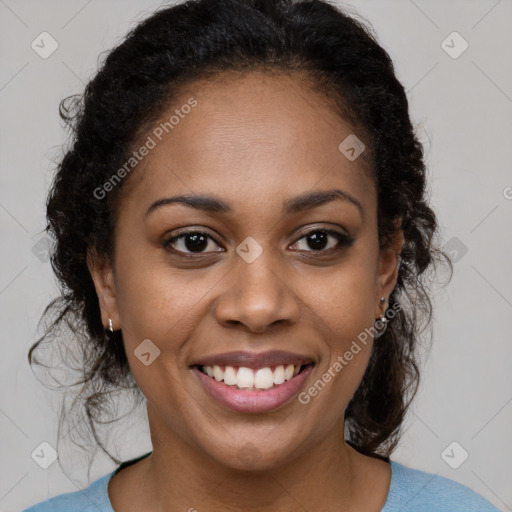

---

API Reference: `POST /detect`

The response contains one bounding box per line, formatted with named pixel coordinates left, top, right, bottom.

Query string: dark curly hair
left=28, top=0, right=452, bottom=470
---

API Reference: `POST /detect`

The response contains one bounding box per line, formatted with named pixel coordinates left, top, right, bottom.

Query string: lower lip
left=192, top=365, right=314, bottom=413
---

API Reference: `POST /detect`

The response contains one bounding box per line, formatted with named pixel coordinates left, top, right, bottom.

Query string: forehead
left=119, top=70, right=375, bottom=219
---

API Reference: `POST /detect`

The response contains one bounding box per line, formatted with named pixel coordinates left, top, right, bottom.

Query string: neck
left=138, top=409, right=363, bottom=511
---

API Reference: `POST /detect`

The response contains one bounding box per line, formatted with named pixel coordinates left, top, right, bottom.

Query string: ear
left=375, top=220, right=403, bottom=317
left=86, top=250, right=120, bottom=330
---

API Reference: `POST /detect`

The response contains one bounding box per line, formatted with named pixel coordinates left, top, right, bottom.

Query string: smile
left=191, top=363, right=314, bottom=414
left=197, top=363, right=313, bottom=391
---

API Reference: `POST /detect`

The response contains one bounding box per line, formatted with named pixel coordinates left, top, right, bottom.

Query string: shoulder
left=382, top=460, right=503, bottom=512
left=20, top=471, right=114, bottom=512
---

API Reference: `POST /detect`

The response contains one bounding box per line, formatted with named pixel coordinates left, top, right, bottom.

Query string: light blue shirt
left=21, top=453, right=503, bottom=511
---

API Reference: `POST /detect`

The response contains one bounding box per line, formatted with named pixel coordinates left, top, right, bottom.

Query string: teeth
left=201, top=363, right=305, bottom=390
left=213, top=365, right=223, bottom=381
left=273, top=365, right=285, bottom=385
left=237, top=367, right=254, bottom=389
left=223, top=366, right=238, bottom=385
left=254, top=368, right=274, bottom=390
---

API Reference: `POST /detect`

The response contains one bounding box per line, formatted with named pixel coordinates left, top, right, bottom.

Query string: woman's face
left=89, top=70, right=402, bottom=470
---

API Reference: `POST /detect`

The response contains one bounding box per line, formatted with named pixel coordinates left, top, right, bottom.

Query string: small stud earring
left=374, top=297, right=388, bottom=340
left=107, top=317, right=114, bottom=333
left=378, top=296, right=388, bottom=323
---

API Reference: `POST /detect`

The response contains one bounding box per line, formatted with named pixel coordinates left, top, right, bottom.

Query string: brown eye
left=291, top=229, right=353, bottom=253
left=163, top=231, right=224, bottom=255
left=162, top=227, right=353, bottom=258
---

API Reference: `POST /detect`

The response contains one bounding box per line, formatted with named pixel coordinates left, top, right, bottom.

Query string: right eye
left=162, top=231, right=225, bottom=256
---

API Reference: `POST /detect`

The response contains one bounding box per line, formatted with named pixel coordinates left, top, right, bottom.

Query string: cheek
left=305, top=255, right=377, bottom=341
left=112, top=257, right=200, bottom=411
left=299, top=254, right=377, bottom=398
left=113, top=249, right=220, bottom=360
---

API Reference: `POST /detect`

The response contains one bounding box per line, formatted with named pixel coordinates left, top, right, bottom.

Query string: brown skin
left=88, top=70, right=403, bottom=512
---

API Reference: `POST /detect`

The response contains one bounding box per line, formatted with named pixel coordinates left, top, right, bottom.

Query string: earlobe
left=376, top=226, right=404, bottom=312
left=86, top=250, right=120, bottom=331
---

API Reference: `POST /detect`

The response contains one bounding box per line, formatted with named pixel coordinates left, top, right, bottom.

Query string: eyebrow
left=145, top=188, right=364, bottom=219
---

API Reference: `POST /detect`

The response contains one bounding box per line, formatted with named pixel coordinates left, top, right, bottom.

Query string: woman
left=22, top=0, right=502, bottom=510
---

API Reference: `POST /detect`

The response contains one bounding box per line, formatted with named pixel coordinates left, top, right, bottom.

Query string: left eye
left=291, top=229, right=353, bottom=252
left=163, top=229, right=353, bottom=255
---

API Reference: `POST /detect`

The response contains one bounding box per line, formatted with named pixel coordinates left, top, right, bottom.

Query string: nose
left=214, top=256, right=300, bottom=333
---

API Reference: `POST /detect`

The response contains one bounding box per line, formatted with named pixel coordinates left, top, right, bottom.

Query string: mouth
left=190, top=350, right=315, bottom=413
left=195, top=362, right=314, bottom=391
left=189, top=351, right=315, bottom=413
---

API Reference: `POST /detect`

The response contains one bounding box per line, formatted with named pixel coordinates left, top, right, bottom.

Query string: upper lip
left=190, top=350, right=314, bottom=369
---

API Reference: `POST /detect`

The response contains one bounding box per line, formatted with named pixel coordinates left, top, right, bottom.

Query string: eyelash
left=162, top=227, right=354, bottom=257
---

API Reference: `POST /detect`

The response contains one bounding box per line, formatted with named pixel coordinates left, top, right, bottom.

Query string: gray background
left=1, top=0, right=511, bottom=511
